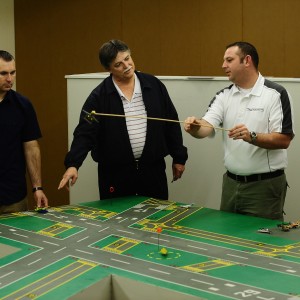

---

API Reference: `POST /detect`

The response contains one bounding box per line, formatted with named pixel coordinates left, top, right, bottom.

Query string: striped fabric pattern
left=122, top=92, right=147, bottom=159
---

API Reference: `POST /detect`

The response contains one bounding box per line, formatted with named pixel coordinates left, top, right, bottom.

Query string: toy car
left=35, top=207, right=48, bottom=214
left=257, top=228, right=271, bottom=234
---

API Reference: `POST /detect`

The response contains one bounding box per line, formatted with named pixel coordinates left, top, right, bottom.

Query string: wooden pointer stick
left=88, top=110, right=230, bottom=131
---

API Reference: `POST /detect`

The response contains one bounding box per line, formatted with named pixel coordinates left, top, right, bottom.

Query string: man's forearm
left=24, top=140, right=42, bottom=187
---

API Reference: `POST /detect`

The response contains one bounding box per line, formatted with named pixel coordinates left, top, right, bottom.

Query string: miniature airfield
left=1, top=195, right=300, bottom=300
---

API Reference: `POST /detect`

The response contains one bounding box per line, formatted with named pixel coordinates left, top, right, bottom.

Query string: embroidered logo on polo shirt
left=246, top=108, right=264, bottom=112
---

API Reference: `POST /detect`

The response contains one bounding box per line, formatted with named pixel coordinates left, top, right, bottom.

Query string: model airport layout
left=1, top=195, right=300, bottom=300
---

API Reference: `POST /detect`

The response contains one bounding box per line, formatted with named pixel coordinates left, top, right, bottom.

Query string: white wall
left=0, top=0, right=15, bottom=56
left=66, top=73, right=300, bottom=222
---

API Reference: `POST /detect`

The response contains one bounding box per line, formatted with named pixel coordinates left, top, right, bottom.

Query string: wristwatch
left=249, top=131, right=257, bottom=143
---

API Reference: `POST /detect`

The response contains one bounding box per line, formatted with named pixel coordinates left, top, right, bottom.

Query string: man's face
left=222, top=46, right=245, bottom=83
left=108, top=51, right=135, bottom=82
left=0, top=58, right=16, bottom=96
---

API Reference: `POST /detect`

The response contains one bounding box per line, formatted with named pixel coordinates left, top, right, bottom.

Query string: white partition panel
left=66, top=73, right=300, bottom=222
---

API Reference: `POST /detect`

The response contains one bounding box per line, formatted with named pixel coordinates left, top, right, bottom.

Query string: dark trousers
left=98, top=159, right=168, bottom=200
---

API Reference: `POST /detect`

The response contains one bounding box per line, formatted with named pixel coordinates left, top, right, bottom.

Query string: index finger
left=58, top=177, right=69, bottom=190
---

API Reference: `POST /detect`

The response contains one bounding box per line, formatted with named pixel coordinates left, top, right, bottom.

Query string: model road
left=0, top=199, right=300, bottom=299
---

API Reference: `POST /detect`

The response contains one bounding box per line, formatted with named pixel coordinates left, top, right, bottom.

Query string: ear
left=244, top=55, right=252, bottom=66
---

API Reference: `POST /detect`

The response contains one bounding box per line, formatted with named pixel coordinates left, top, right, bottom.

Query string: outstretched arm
left=58, top=167, right=78, bottom=191
left=184, top=117, right=214, bottom=138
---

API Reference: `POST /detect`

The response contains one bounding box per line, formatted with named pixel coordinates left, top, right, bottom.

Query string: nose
left=222, top=61, right=227, bottom=69
left=6, top=73, right=13, bottom=82
left=123, top=60, right=129, bottom=69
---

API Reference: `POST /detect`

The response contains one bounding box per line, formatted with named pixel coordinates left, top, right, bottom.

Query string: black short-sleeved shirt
left=0, top=90, right=42, bottom=204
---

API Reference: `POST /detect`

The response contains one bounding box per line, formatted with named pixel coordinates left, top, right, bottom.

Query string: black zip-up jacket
left=65, top=71, right=188, bottom=169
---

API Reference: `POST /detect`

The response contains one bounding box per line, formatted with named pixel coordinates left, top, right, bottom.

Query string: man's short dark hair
left=226, top=41, right=259, bottom=70
left=99, top=39, right=130, bottom=70
left=0, top=50, right=14, bottom=62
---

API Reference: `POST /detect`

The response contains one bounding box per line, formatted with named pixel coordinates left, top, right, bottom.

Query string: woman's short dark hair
left=0, top=50, right=14, bottom=62
left=226, top=41, right=259, bottom=70
left=99, top=40, right=130, bottom=70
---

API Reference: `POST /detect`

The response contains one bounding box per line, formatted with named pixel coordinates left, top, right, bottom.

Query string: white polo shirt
left=113, top=74, right=147, bottom=159
left=203, top=73, right=294, bottom=175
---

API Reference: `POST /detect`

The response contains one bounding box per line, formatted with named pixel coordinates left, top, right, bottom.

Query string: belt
left=226, top=169, right=284, bottom=183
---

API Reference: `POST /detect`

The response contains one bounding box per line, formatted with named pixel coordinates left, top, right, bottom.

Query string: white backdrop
left=66, top=73, right=300, bottom=221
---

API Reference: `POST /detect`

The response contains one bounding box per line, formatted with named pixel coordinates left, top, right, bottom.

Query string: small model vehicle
left=277, top=222, right=292, bottom=232
left=179, top=203, right=194, bottom=208
left=257, top=228, right=271, bottom=234
left=35, top=207, right=48, bottom=214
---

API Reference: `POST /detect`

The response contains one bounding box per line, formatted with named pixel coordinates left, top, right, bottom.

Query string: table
left=0, top=196, right=300, bottom=300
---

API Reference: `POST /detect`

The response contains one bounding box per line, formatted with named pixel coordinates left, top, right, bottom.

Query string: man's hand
left=184, top=117, right=214, bottom=138
left=58, top=167, right=78, bottom=191
left=34, top=190, right=48, bottom=208
left=184, top=116, right=201, bottom=136
left=172, top=163, right=185, bottom=182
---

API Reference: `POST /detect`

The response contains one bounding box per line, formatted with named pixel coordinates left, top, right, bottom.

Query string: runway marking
left=102, top=236, right=139, bottom=254
left=0, top=271, right=15, bottom=279
left=117, top=229, right=134, bottom=235
left=38, top=222, right=75, bottom=237
left=98, top=226, right=109, bottom=232
left=133, top=202, right=300, bottom=260
left=118, top=218, right=128, bottom=223
left=286, top=269, right=297, bottom=273
left=224, top=283, right=236, bottom=287
left=111, top=258, right=130, bottom=264
left=226, top=253, right=248, bottom=260
left=148, top=251, right=181, bottom=260
left=1, top=259, right=96, bottom=299
left=28, top=258, right=42, bottom=266
left=191, top=278, right=214, bottom=285
left=43, top=241, right=60, bottom=246
left=187, top=244, right=208, bottom=251
left=86, top=222, right=102, bottom=227
left=52, top=205, right=117, bottom=220
left=75, top=249, right=93, bottom=255
left=77, top=236, right=89, bottom=242
left=269, top=262, right=290, bottom=268
left=53, top=247, right=66, bottom=253
left=182, top=259, right=235, bottom=272
left=150, top=237, right=170, bottom=243
left=13, top=233, right=28, bottom=238
left=149, top=268, right=170, bottom=275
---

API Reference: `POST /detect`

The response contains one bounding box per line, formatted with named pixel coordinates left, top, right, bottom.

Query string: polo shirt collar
left=112, top=73, right=141, bottom=99
left=232, top=73, right=264, bottom=97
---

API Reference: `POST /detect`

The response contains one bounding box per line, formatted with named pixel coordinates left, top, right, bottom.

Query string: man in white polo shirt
left=59, top=40, right=188, bottom=200
left=184, top=41, right=294, bottom=220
